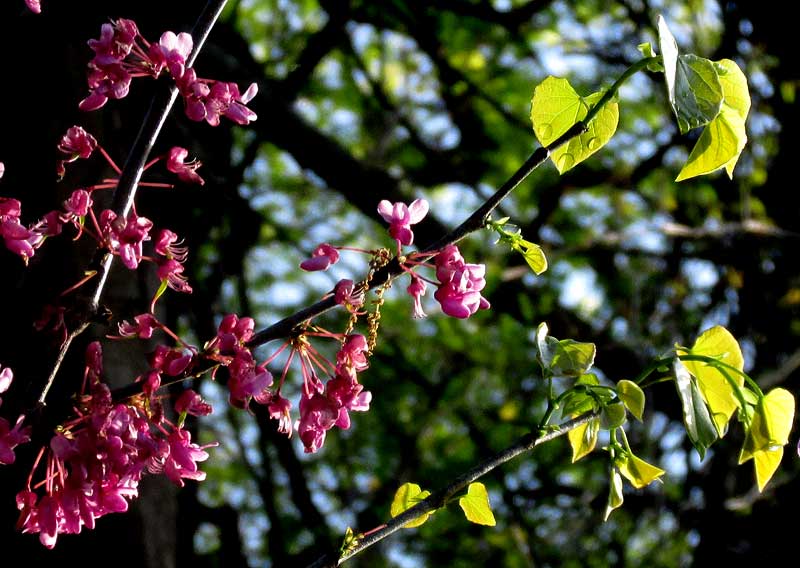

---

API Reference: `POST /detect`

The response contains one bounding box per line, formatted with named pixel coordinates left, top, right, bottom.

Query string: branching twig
left=36, top=0, right=229, bottom=406
left=306, top=411, right=599, bottom=568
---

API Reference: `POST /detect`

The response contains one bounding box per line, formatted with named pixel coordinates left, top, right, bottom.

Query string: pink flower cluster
left=79, top=19, right=257, bottom=127
left=0, top=366, right=31, bottom=465
left=433, top=244, right=491, bottom=318
left=206, top=315, right=274, bottom=410
left=297, top=334, right=372, bottom=453
left=15, top=344, right=215, bottom=548
left=1, top=126, right=202, bottom=280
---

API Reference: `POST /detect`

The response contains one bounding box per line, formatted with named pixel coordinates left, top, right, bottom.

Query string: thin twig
left=306, top=411, right=599, bottom=568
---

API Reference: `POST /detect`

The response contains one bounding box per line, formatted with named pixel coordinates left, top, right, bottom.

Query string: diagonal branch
left=306, top=411, right=599, bottom=568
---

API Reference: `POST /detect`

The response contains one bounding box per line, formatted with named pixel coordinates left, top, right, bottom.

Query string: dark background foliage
left=0, top=1, right=798, bottom=566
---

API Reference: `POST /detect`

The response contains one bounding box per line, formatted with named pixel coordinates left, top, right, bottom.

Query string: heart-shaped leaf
left=531, top=77, right=619, bottom=173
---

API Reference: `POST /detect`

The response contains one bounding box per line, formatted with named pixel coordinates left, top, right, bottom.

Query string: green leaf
left=458, top=482, right=496, bottom=526
left=657, top=16, right=723, bottom=134
left=535, top=323, right=596, bottom=377
left=599, top=401, right=627, bottom=430
left=739, top=388, right=795, bottom=491
left=604, top=468, right=624, bottom=521
left=390, top=482, right=432, bottom=528
left=511, top=238, right=548, bottom=275
left=567, top=417, right=599, bottom=462
left=676, top=59, right=751, bottom=181
left=561, top=390, right=597, bottom=417
left=617, top=380, right=646, bottom=421
left=530, top=77, right=619, bottom=173
left=680, top=325, right=744, bottom=436
left=673, top=359, right=719, bottom=459
left=637, top=42, right=656, bottom=59
left=617, top=453, right=666, bottom=489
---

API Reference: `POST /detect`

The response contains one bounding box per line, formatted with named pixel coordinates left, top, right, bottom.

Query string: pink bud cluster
left=15, top=344, right=215, bottom=548
left=79, top=19, right=257, bottom=127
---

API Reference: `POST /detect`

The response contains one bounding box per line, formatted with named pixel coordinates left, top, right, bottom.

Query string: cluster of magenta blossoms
left=14, top=343, right=215, bottom=548
left=79, top=18, right=257, bottom=127
left=300, top=198, right=490, bottom=319
left=2, top=125, right=197, bottom=314
left=202, top=314, right=372, bottom=453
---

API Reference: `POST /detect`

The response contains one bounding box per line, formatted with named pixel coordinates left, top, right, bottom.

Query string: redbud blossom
left=300, top=243, right=339, bottom=271
left=407, top=274, right=427, bottom=319
left=175, top=389, right=213, bottom=417
left=118, top=313, right=160, bottom=339
left=377, top=198, right=429, bottom=246
left=25, top=0, right=41, bottom=13
left=334, top=278, right=364, bottom=309
left=166, top=147, right=205, bottom=185
left=100, top=209, right=153, bottom=269
left=433, top=244, right=490, bottom=318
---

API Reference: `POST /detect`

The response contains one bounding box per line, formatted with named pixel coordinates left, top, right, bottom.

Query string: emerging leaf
left=658, top=16, right=723, bottom=134
left=458, top=482, right=496, bottom=526
left=739, top=388, right=795, bottom=492
left=567, top=417, right=599, bottom=462
left=390, top=482, right=432, bottom=528
left=599, top=401, right=627, bottom=430
left=673, top=359, right=719, bottom=459
left=617, top=453, right=666, bottom=489
left=680, top=325, right=745, bottom=436
left=535, top=323, right=597, bottom=378
left=603, top=468, right=624, bottom=521
left=530, top=77, right=619, bottom=173
left=617, top=380, right=646, bottom=421
left=511, top=238, right=548, bottom=275
left=676, top=59, right=751, bottom=181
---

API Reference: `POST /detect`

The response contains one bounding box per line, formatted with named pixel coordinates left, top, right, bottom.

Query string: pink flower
left=176, top=72, right=258, bottom=126
left=154, top=229, right=188, bottom=261
left=148, top=345, right=193, bottom=377
left=377, top=198, right=429, bottom=246
left=157, top=259, right=193, bottom=294
left=0, top=162, right=4, bottom=179
left=56, top=127, right=98, bottom=178
left=336, top=334, right=370, bottom=376
left=25, top=0, right=41, bottom=13
left=150, top=31, right=193, bottom=78
left=174, top=389, right=213, bottom=417
left=0, top=415, right=31, bottom=465
left=117, top=313, right=160, bottom=339
left=298, top=393, right=339, bottom=453
left=0, top=365, right=12, bottom=398
left=163, top=428, right=213, bottom=487
left=407, top=274, right=427, bottom=318
left=100, top=210, right=153, bottom=269
left=63, top=190, right=92, bottom=218
left=268, top=395, right=293, bottom=436
left=300, top=243, right=339, bottom=271
left=433, top=245, right=490, bottom=318
left=334, top=278, right=364, bottom=309
left=166, top=147, right=205, bottom=185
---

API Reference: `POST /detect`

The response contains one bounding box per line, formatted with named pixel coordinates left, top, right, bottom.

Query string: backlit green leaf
left=739, top=388, right=795, bottom=492
left=599, top=401, right=626, bottom=430
left=676, top=59, right=750, bottom=181
left=458, top=482, right=496, bottom=526
left=617, top=380, right=645, bottom=421
left=658, top=16, right=723, bottom=134
left=511, top=238, right=548, bottom=275
left=617, top=453, right=666, bottom=489
left=604, top=468, right=624, bottom=521
left=530, top=77, right=619, bottom=173
left=390, top=482, right=432, bottom=528
left=680, top=326, right=744, bottom=436
left=673, top=359, right=719, bottom=459
left=567, top=417, right=599, bottom=462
